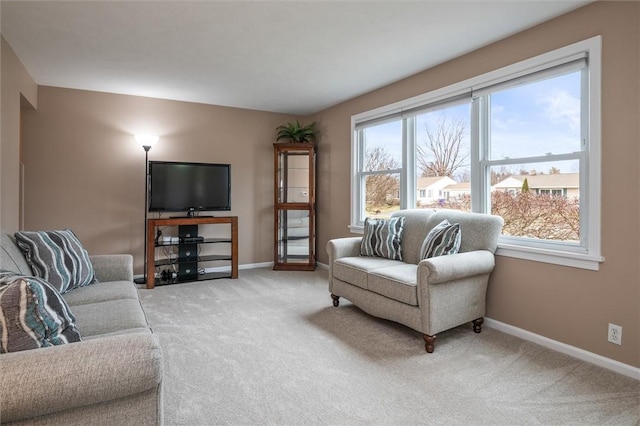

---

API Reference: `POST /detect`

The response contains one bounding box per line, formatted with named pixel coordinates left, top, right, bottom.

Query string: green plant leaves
left=276, top=120, right=317, bottom=143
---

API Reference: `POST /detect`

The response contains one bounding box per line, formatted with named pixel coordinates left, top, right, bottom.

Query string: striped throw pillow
left=0, top=273, right=81, bottom=353
left=360, top=217, right=405, bottom=260
left=14, top=229, right=97, bottom=294
left=420, top=219, right=461, bottom=259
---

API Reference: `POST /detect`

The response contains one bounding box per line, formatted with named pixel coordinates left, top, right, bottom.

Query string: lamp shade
left=135, top=134, right=159, bottom=148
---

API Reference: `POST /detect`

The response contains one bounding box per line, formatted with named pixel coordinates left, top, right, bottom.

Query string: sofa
left=327, top=209, right=503, bottom=353
left=0, top=233, right=163, bottom=425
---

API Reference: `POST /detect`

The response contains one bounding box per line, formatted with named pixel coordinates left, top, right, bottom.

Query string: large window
left=351, top=37, right=602, bottom=270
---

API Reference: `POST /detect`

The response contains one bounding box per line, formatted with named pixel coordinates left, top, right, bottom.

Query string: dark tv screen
left=149, top=161, right=231, bottom=213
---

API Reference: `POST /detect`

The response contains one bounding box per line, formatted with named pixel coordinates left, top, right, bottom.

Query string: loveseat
left=0, top=233, right=163, bottom=425
left=327, top=209, right=503, bottom=353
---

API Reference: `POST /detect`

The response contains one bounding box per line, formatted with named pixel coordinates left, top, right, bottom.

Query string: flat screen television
left=148, top=161, right=231, bottom=214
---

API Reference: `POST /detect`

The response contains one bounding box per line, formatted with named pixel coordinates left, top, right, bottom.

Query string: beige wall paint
left=1, top=31, right=3, bottom=230
left=9, top=1, right=639, bottom=368
left=312, top=1, right=639, bottom=367
left=1, top=14, right=3, bottom=230
left=1, top=36, right=37, bottom=233
left=21, top=86, right=295, bottom=273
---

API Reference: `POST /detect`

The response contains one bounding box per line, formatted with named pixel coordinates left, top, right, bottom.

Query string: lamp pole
left=134, top=135, right=158, bottom=285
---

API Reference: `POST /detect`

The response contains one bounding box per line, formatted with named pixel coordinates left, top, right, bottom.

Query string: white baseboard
left=204, top=262, right=273, bottom=273
left=484, top=317, right=640, bottom=380
left=136, top=261, right=325, bottom=281
left=237, top=261, right=329, bottom=271
left=135, top=262, right=275, bottom=281
left=240, top=261, right=273, bottom=270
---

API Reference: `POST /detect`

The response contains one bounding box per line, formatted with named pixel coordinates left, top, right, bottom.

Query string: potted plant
left=276, top=120, right=318, bottom=143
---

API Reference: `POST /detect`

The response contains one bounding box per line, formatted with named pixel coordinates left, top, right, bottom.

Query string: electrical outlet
left=608, top=323, right=622, bottom=345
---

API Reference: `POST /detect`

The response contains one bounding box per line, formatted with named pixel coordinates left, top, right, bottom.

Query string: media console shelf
left=146, top=216, right=238, bottom=289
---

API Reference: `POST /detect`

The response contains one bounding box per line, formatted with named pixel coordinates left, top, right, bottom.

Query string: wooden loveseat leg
left=423, top=334, right=437, bottom=353
left=472, top=317, right=484, bottom=333
left=331, top=294, right=340, bottom=307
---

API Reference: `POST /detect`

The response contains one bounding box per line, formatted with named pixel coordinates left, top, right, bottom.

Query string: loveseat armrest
left=90, top=254, right=134, bottom=282
left=418, top=250, right=495, bottom=284
left=326, top=237, right=362, bottom=290
left=0, top=333, right=163, bottom=423
left=326, top=237, right=362, bottom=262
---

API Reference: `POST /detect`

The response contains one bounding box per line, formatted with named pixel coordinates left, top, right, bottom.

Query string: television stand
left=146, top=216, right=238, bottom=289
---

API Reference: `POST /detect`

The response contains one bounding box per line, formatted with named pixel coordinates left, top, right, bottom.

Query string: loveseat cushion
left=0, top=274, right=81, bottom=353
left=368, top=264, right=418, bottom=306
left=333, top=256, right=403, bottom=290
left=63, top=280, right=139, bottom=306
left=71, top=299, right=150, bottom=338
left=14, top=229, right=97, bottom=293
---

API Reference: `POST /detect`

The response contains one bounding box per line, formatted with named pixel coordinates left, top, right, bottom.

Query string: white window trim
left=350, top=36, right=603, bottom=270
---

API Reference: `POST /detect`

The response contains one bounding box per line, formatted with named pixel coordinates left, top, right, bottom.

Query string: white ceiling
left=1, top=0, right=592, bottom=115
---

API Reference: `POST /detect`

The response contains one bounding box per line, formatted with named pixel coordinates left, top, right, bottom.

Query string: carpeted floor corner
left=138, top=268, right=640, bottom=425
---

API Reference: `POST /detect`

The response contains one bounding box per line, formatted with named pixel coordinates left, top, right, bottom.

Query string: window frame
left=350, top=36, right=603, bottom=270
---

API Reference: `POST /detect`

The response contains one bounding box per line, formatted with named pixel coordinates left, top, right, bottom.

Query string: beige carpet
left=138, top=268, right=640, bottom=425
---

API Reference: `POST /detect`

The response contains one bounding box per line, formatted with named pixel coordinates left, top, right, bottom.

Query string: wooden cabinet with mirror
left=273, top=142, right=316, bottom=270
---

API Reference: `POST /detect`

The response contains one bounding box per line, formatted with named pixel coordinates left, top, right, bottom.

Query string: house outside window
left=351, top=37, right=602, bottom=270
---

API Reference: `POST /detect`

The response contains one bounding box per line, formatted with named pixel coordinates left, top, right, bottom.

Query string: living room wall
left=1, top=36, right=37, bottom=233
left=312, top=1, right=639, bottom=368
left=5, top=1, right=638, bottom=370
left=20, top=86, right=295, bottom=271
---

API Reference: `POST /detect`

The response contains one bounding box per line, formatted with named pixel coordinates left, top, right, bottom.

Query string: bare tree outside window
left=417, top=116, right=469, bottom=179
left=364, top=146, right=400, bottom=215
left=430, top=190, right=580, bottom=241
left=412, top=111, right=580, bottom=241
left=365, top=145, right=400, bottom=173
left=492, top=191, right=579, bottom=241
left=491, top=166, right=512, bottom=185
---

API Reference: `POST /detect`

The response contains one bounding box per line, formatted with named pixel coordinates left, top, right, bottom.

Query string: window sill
left=496, top=243, right=603, bottom=271
left=348, top=224, right=364, bottom=234
left=349, top=225, right=603, bottom=270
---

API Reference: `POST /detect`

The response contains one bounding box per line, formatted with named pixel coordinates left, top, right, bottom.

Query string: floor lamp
left=134, top=134, right=159, bottom=285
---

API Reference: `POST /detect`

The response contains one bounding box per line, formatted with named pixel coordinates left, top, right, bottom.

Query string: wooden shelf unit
left=146, top=216, right=238, bottom=289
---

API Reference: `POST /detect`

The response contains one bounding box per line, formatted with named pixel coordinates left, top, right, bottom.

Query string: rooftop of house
left=444, top=182, right=471, bottom=191
left=417, top=176, right=456, bottom=188
left=494, top=173, right=580, bottom=189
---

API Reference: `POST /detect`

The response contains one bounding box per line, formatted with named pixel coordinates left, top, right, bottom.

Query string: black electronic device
left=149, top=161, right=231, bottom=215
left=179, top=225, right=198, bottom=239
left=181, top=236, right=205, bottom=243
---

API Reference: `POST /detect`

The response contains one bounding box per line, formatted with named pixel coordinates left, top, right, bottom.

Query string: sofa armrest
left=418, top=250, right=495, bottom=284
left=90, top=254, right=134, bottom=282
left=0, top=333, right=163, bottom=423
